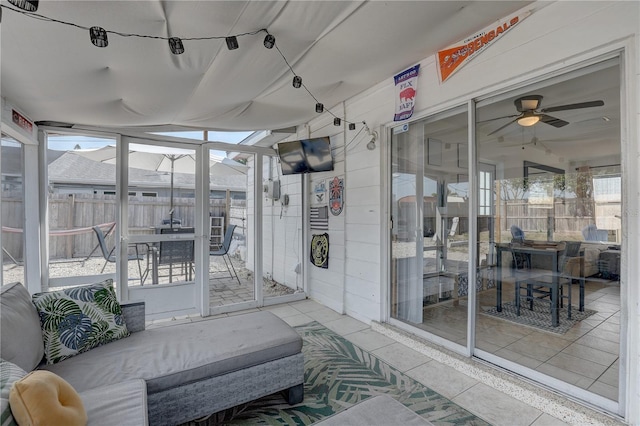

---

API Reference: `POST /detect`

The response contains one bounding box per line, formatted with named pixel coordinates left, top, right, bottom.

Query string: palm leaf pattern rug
left=189, top=321, right=488, bottom=425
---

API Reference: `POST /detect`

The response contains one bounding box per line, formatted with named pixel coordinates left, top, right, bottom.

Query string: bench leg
left=283, top=383, right=304, bottom=405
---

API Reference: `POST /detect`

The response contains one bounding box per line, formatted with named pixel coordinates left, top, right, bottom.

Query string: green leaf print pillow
left=31, top=280, right=130, bottom=365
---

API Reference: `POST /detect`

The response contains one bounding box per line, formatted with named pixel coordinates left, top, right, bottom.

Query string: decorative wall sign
left=310, top=233, right=329, bottom=269
left=329, top=176, right=344, bottom=216
left=394, top=64, right=420, bottom=121
left=437, top=10, right=531, bottom=83
left=310, top=206, right=329, bottom=230
left=313, top=180, right=327, bottom=205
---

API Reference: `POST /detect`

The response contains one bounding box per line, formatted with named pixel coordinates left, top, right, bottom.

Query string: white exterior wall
left=295, top=1, right=639, bottom=420
left=246, top=156, right=304, bottom=291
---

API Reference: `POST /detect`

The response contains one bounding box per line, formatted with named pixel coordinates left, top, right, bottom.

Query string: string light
left=225, top=36, right=239, bottom=50
left=0, top=3, right=364, bottom=130
left=168, top=37, right=184, bottom=55
left=8, top=0, right=37, bottom=12
left=89, top=26, right=108, bottom=48
left=263, top=33, right=275, bottom=49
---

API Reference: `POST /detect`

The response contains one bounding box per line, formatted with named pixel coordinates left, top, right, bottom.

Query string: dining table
left=495, top=242, right=585, bottom=327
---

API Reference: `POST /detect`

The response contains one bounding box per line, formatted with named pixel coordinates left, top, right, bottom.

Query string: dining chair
left=92, top=225, right=146, bottom=281
left=210, top=224, right=241, bottom=285
left=514, top=242, right=567, bottom=326
left=557, top=241, right=583, bottom=318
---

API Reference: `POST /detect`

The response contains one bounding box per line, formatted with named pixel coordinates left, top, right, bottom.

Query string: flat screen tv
left=277, top=137, right=333, bottom=175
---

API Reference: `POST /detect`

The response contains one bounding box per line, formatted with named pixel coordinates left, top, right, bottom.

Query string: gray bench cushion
left=317, top=395, right=434, bottom=426
left=41, top=311, right=302, bottom=394
left=80, top=379, right=148, bottom=426
left=0, top=282, right=44, bottom=372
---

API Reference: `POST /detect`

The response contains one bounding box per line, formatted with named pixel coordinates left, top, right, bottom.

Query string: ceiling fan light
left=8, top=0, right=38, bottom=11
left=89, top=27, right=108, bottom=48
left=168, top=37, right=184, bottom=55
left=517, top=114, right=540, bottom=127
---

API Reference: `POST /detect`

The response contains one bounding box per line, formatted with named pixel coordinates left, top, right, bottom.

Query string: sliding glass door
left=389, top=58, right=622, bottom=412
left=474, top=59, right=621, bottom=405
left=390, top=106, right=469, bottom=348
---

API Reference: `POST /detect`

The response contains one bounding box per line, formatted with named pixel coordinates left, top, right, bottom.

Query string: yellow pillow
left=9, top=371, right=87, bottom=426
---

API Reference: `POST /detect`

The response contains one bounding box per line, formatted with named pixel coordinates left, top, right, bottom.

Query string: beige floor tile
left=288, top=299, right=325, bottom=313
left=535, top=363, right=587, bottom=386
left=323, top=316, right=369, bottom=336
left=589, top=380, right=619, bottom=401
left=560, top=343, right=618, bottom=366
left=452, top=383, right=543, bottom=426
left=344, top=328, right=396, bottom=352
left=305, top=306, right=344, bottom=324
left=371, top=342, right=429, bottom=372
left=598, top=364, right=619, bottom=387
left=545, top=353, right=608, bottom=380
left=260, top=304, right=303, bottom=319
left=406, top=361, right=478, bottom=399
left=281, top=313, right=314, bottom=327
left=494, top=347, right=543, bottom=369
left=574, top=334, right=619, bottom=355
left=504, top=339, right=559, bottom=362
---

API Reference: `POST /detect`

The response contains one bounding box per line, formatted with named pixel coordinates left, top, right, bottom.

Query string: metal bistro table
left=495, top=243, right=585, bottom=327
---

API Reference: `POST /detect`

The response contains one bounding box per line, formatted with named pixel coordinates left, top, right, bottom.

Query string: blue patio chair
left=92, top=225, right=146, bottom=281
left=210, top=224, right=241, bottom=285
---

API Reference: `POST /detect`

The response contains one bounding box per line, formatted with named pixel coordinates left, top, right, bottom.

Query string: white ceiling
left=1, top=0, right=534, bottom=132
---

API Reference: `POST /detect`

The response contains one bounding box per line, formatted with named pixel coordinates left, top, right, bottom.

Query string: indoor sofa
left=1, top=281, right=304, bottom=426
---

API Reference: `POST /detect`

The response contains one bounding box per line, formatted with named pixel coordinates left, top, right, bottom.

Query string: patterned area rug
left=186, top=321, right=488, bottom=425
left=483, top=300, right=596, bottom=334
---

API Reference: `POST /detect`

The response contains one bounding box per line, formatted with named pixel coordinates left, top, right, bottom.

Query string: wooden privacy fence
left=503, top=198, right=619, bottom=234
left=2, top=194, right=247, bottom=261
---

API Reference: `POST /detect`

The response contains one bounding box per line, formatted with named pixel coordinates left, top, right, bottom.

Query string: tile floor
left=410, top=278, right=621, bottom=401
left=150, top=298, right=625, bottom=426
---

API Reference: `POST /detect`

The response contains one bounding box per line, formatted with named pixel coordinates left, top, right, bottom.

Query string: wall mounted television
left=277, top=137, right=333, bottom=175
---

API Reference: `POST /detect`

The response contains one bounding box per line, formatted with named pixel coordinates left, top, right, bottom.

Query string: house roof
left=48, top=152, right=247, bottom=191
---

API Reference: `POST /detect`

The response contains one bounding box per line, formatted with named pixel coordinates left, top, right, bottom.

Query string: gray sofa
left=1, top=282, right=304, bottom=425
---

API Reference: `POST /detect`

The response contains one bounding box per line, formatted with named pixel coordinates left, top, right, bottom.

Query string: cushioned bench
left=41, top=310, right=304, bottom=425
left=1, top=282, right=304, bottom=426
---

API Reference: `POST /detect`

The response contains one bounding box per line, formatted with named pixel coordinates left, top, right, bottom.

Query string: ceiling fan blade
left=539, top=114, right=569, bottom=128
left=487, top=117, right=519, bottom=136
left=540, top=100, right=604, bottom=113
left=477, top=114, right=519, bottom=124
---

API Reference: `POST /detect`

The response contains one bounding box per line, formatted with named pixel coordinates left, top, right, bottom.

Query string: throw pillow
left=9, top=370, right=87, bottom=426
left=31, top=280, right=130, bottom=365
left=1, top=359, right=28, bottom=426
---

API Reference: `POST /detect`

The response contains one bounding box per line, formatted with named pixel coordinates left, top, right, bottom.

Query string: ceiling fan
left=484, top=95, right=604, bottom=136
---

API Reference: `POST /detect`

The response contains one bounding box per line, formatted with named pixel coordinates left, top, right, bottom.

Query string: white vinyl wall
left=274, top=1, right=639, bottom=422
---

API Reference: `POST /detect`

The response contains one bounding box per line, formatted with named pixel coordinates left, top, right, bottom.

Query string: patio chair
left=157, top=227, right=195, bottom=283
left=211, top=224, right=241, bottom=285
left=92, top=225, right=146, bottom=281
